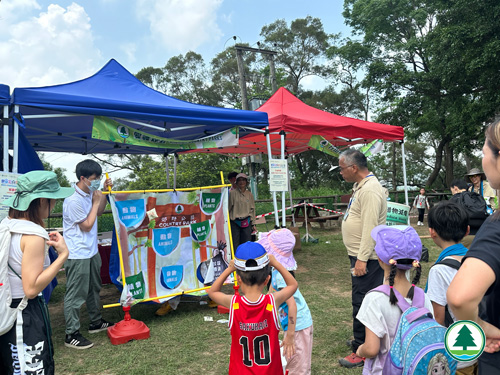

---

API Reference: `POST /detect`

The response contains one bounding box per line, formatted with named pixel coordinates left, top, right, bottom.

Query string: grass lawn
left=49, top=218, right=440, bottom=374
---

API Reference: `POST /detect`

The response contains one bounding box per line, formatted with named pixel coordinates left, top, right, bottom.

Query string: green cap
left=3, top=170, right=74, bottom=211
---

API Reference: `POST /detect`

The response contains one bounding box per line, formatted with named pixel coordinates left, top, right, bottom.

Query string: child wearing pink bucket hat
left=258, top=229, right=313, bottom=375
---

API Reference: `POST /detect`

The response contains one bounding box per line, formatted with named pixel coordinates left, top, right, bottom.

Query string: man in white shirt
left=63, top=159, right=114, bottom=349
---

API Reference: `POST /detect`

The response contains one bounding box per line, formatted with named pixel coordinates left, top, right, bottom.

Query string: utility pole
left=235, top=48, right=249, bottom=110
left=234, top=44, right=278, bottom=111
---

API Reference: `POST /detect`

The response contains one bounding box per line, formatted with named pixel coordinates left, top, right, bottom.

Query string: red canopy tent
left=183, top=87, right=408, bottom=228
left=186, top=87, right=404, bottom=156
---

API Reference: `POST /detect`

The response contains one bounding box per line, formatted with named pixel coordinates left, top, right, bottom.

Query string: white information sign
left=0, top=172, right=19, bottom=220
left=269, top=159, right=288, bottom=192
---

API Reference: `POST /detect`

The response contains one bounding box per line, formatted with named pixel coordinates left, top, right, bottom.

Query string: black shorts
left=0, top=296, right=54, bottom=375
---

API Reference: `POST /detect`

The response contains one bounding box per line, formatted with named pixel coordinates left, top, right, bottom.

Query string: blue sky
left=0, top=0, right=351, bottom=179
left=0, top=0, right=350, bottom=88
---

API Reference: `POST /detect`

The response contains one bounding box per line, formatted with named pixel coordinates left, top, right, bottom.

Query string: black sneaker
left=65, top=331, right=94, bottom=349
left=88, top=319, right=114, bottom=334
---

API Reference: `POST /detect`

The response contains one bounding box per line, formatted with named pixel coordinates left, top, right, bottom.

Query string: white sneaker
left=417, top=221, right=422, bottom=226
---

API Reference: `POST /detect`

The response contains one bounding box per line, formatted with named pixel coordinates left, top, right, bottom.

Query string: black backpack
left=450, top=191, right=488, bottom=227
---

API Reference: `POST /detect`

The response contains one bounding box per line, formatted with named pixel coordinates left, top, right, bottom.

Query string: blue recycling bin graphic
left=160, top=265, right=184, bottom=290
left=115, top=199, right=146, bottom=229
left=152, top=227, right=180, bottom=257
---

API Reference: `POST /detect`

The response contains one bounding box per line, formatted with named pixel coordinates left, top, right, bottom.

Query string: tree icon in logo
left=445, top=320, right=485, bottom=362
left=454, top=325, right=476, bottom=350
left=117, top=125, right=129, bottom=139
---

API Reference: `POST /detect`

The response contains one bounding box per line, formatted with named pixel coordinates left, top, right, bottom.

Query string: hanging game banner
left=92, top=116, right=239, bottom=149
left=109, top=188, right=230, bottom=303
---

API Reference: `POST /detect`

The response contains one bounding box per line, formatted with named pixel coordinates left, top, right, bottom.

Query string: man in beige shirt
left=338, top=149, right=387, bottom=368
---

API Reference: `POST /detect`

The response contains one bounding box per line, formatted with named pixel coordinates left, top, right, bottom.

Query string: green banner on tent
left=307, top=135, right=341, bottom=157
left=92, top=116, right=239, bottom=149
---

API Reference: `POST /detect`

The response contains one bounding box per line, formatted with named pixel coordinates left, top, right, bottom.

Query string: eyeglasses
left=339, top=164, right=354, bottom=171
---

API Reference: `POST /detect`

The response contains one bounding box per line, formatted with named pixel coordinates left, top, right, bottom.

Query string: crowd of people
left=2, top=116, right=500, bottom=375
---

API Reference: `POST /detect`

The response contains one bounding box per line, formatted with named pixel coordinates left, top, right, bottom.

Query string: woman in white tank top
left=0, top=170, right=74, bottom=375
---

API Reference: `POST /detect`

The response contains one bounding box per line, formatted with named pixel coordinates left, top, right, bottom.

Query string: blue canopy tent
left=10, top=59, right=268, bottom=156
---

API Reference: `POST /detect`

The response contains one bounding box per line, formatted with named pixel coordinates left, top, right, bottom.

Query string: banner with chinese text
left=109, top=188, right=230, bottom=303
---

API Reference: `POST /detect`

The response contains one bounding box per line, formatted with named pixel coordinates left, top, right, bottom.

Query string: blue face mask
left=86, top=178, right=101, bottom=192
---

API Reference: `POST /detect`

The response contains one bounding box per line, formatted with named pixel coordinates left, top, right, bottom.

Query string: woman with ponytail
left=354, top=225, right=432, bottom=375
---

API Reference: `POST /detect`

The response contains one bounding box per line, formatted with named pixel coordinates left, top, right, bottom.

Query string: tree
left=211, top=45, right=258, bottom=108
left=260, top=16, right=332, bottom=94
left=135, top=66, right=165, bottom=92
left=41, top=157, right=70, bottom=187
left=161, top=52, right=220, bottom=106
left=343, top=0, right=500, bottom=187
left=326, top=38, right=375, bottom=120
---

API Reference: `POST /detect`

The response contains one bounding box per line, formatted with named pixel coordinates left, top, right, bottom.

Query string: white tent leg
left=173, top=153, right=177, bottom=189
left=281, top=131, right=286, bottom=228
left=13, top=106, right=19, bottom=174
left=3, top=105, right=8, bottom=172
left=165, top=154, right=170, bottom=188
left=401, top=140, right=409, bottom=223
left=265, top=129, right=280, bottom=228
left=288, top=162, right=296, bottom=227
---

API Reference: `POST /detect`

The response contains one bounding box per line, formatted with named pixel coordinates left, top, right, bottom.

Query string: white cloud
left=120, top=42, right=137, bottom=64
left=136, top=0, right=223, bottom=52
left=300, top=75, right=327, bottom=92
left=0, top=2, right=102, bottom=88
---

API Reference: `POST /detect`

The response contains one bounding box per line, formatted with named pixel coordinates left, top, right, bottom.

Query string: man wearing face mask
left=62, top=159, right=114, bottom=349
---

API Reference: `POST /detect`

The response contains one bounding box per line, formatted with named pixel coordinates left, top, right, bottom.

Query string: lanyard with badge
left=344, top=174, right=374, bottom=221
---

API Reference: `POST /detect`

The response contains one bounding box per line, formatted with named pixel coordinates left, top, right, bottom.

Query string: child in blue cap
left=355, top=225, right=434, bottom=375
left=208, top=241, right=298, bottom=374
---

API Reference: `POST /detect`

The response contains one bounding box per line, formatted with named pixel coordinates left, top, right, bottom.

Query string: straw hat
left=3, top=170, right=74, bottom=211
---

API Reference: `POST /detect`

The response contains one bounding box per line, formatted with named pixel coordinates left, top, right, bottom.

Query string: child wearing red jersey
left=208, top=242, right=298, bottom=375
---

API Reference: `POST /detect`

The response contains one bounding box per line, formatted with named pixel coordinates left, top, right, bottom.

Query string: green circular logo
left=117, top=125, right=129, bottom=139
left=445, top=320, right=485, bottom=361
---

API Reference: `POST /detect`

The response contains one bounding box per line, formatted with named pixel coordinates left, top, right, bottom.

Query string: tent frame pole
left=165, top=153, right=170, bottom=188
left=173, top=153, right=178, bottom=189
left=3, top=105, right=8, bottom=172
left=13, top=106, right=19, bottom=173
left=265, top=128, right=280, bottom=228
left=400, top=140, right=409, bottom=222
left=280, top=131, right=286, bottom=228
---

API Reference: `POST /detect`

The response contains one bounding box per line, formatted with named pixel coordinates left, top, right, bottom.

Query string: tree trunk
left=295, top=155, right=305, bottom=186
left=464, top=154, right=472, bottom=172
left=444, top=143, right=454, bottom=188
left=426, top=138, right=447, bottom=187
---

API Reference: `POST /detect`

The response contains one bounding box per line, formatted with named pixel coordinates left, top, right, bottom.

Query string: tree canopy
left=103, top=5, right=500, bottom=193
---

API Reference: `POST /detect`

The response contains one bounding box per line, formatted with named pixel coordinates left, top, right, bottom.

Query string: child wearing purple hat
left=355, top=225, right=434, bottom=375
left=259, top=229, right=313, bottom=375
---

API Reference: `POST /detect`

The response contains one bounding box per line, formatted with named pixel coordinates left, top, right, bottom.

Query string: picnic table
left=286, top=202, right=341, bottom=228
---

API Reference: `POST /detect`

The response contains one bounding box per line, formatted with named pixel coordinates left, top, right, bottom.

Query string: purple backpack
left=365, top=285, right=456, bottom=375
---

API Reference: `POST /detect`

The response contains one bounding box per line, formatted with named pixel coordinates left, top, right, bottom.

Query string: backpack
left=370, top=285, right=457, bottom=375
left=431, top=258, right=461, bottom=327
left=0, top=219, right=49, bottom=375
left=0, top=223, right=28, bottom=336
left=450, top=191, right=488, bottom=226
